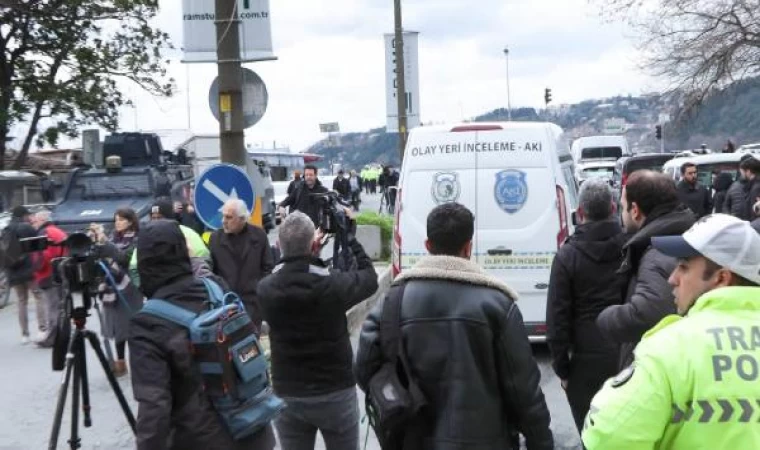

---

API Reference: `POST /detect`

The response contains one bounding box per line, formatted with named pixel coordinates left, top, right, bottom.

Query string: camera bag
left=365, top=283, right=428, bottom=449
left=140, top=278, right=285, bottom=439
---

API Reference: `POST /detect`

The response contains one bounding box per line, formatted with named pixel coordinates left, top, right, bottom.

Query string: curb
left=346, top=266, right=393, bottom=333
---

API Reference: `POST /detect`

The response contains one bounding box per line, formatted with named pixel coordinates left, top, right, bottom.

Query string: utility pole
left=215, top=0, right=247, bottom=167
left=503, top=47, right=511, bottom=121
left=394, top=0, right=407, bottom=162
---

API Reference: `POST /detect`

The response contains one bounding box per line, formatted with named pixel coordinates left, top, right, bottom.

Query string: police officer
left=583, top=214, right=760, bottom=449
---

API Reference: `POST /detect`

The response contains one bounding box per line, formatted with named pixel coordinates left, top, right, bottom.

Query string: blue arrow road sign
left=194, top=164, right=255, bottom=230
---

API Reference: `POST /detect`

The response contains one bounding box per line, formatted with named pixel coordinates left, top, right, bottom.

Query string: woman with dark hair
left=91, top=207, right=144, bottom=377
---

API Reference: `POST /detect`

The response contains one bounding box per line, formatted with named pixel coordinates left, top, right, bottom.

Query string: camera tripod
left=48, top=305, right=136, bottom=450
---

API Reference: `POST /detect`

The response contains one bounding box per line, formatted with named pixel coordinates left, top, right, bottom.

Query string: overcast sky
left=39, top=0, right=663, bottom=153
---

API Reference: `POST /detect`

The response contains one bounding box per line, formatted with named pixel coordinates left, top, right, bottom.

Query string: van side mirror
left=571, top=211, right=579, bottom=226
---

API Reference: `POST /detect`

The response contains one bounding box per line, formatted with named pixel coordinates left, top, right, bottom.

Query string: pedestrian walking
left=739, top=155, right=760, bottom=220
left=676, top=163, right=712, bottom=218
left=209, top=199, right=273, bottom=332
left=130, top=220, right=276, bottom=450
left=597, top=171, right=696, bottom=370
left=348, top=169, right=362, bottom=211
left=332, top=169, right=351, bottom=201
left=546, top=180, right=626, bottom=432
left=31, top=209, right=67, bottom=348
left=288, top=170, right=303, bottom=196
left=2, top=206, right=45, bottom=344
left=356, top=203, right=553, bottom=450
left=584, top=214, right=760, bottom=449
left=257, top=211, right=378, bottom=450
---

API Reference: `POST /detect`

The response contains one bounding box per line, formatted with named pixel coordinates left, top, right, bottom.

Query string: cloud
left=21, top=0, right=656, bottom=154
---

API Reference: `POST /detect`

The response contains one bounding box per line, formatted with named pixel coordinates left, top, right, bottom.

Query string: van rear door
left=474, top=126, right=560, bottom=339
left=398, top=130, right=479, bottom=270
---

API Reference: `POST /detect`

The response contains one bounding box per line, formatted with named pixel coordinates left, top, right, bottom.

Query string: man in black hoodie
left=129, top=220, right=275, bottom=450
left=597, top=171, right=696, bottom=370
left=546, top=180, right=627, bottom=432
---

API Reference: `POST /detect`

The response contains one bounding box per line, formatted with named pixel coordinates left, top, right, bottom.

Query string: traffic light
left=544, top=88, right=552, bottom=105
left=655, top=125, right=662, bottom=140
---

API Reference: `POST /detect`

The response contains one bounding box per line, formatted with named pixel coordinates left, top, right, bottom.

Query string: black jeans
left=275, top=387, right=359, bottom=450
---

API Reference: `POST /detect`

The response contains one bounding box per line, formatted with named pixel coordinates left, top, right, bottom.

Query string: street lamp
left=503, top=47, right=512, bottom=121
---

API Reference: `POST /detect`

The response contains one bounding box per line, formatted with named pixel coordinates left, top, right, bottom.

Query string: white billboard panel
left=385, top=32, right=421, bottom=132
left=182, top=0, right=276, bottom=63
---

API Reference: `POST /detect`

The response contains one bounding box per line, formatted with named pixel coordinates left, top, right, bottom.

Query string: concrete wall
left=355, top=224, right=382, bottom=261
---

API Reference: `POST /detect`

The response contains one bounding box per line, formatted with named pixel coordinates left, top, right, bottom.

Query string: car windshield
left=70, top=172, right=152, bottom=199
left=583, top=167, right=614, bottom=179
left=581, top=147, right=622, bottom=160
left=626, top=157, right=672, bottom=175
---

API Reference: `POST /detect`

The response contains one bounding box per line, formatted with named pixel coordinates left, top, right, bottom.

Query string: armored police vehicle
left=51, top=133, right=195, bottom=234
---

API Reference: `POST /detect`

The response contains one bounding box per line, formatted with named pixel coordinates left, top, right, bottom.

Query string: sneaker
left=35, top=332, right=47, bottom=341
left=21, top=336, right=30, bottom=345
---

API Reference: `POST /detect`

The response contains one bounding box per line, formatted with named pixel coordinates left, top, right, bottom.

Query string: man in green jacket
left=582, top=213, right=760, bottom=449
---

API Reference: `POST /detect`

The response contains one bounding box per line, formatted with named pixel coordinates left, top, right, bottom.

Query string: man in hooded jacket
left=597, top=171, right=696, bottom=370
left=129, top=220, right=275, bottom=450
left=546, top=180, right=627, bottom=432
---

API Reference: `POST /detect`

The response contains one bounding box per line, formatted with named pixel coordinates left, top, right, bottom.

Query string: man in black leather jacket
left=355, top=203, right=553, bottom=450
left=546, top=180, right=627, bottom=432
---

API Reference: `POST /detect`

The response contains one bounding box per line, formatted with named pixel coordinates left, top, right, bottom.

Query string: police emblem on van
left=495, top=170, right=528, bottom=214
left=431, top=172, right=461, bottom=204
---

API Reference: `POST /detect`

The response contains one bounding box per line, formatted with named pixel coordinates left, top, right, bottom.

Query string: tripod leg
left=69, top=335, right=82, bottom=450
left=84, top=331, right=136, bottom=431
left=78, top=337, right=92, bottom=428
left=48, top=330, right=79, bottom=450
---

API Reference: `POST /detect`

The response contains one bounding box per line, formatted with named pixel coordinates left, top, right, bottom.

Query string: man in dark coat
left=5, top=206, right=44, bottom=344
left=129, top=219, right=275, bottom=450
left=209, top=198, right=273, bottom=332
left=257, top=210, right=378, bottom=449
left=676, top=162, right=712, bottom=218
left=278, top=164, right=328, bottom=226
left=546, top=180, right=627, bottom=432
left=287, top=170, right=302, bottom=196
left=356, top=203, right=553, bottom=450
left=332, top=169, right=351, bottom=200
left=712, top=172, right=734, bottom=215
left=739, top=155, right=760, bottom=220
left=597, top=171, right=696, bottom=370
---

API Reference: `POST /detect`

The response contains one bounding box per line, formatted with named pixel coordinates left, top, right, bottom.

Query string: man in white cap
left=583, top=214, right=760, bottom=449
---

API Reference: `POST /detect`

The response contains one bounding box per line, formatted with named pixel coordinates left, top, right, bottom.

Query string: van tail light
left=621, top=172, right=628, bottom=186
left=556, top=185, right=569, bottom=249
left=392, top=189, right=402, bottom=278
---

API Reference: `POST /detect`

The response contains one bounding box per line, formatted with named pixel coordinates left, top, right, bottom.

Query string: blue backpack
left=140, top=278, right=285, bottom=440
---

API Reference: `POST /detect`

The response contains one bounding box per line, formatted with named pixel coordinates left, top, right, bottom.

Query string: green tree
left=0, top=0, right=173, bottom=169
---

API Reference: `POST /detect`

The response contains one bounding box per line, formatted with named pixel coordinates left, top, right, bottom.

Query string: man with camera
left=31, top=209, right=67, bottom=348
left=278, top=164, right=328, bottom=226
left=257, top=211, right=378, bottom=449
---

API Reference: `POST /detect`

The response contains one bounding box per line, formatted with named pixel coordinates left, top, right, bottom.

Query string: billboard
left=182, top=0, right=276, bottom=63
left=384, top=32, right=421, bottom=133
left=319, top=122, right=340, bottom=133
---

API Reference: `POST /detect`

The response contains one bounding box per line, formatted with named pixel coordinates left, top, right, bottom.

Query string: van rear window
left=581, top=147, right=622, bottom=160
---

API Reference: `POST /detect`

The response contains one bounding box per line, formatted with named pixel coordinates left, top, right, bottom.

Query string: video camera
left=20, top=232, right=106, bottom=371
left=310, top=191, right=358, bottom=272
left=311, top=190, right=355, bottom=236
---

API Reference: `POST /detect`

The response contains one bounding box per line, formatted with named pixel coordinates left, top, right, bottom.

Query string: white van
left=663, top=153, right=745, bottom=186
left=571, top=135, right=630, bottom=163
left=392, top=122, right=578, bottom=341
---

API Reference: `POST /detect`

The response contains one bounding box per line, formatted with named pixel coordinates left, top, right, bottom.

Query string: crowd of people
left=3, top=158, right=759, bottom=449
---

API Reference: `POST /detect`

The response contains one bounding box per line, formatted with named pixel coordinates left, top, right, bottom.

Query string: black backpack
left=0, top=225, right=23, bottom=269
left=365, top=283, right=428, bottom=449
